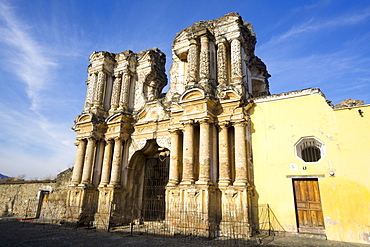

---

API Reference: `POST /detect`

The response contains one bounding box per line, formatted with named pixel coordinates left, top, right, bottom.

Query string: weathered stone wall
left=0, top=168, right=72, bottom=219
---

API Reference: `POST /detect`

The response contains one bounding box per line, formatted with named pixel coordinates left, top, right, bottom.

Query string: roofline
left=252, top=88, right=326, bottom=104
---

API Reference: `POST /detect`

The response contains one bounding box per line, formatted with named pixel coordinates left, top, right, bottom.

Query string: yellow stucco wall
left=250, top=90, right=370, bottom=244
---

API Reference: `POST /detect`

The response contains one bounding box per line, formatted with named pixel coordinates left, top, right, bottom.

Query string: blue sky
left=0, top=0, right=369, bottom=179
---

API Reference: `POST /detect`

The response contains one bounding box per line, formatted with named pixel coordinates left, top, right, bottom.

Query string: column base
left=195, top=180, right=212, bottom=185
left=233, top=180, right=248, bottom=186
left=107, top=184, right=121, bottom=189
left=218, top=180, right=231, bottom=187
left=166, top=181, right=179, bottom=187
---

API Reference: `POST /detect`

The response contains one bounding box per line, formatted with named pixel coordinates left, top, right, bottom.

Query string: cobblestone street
left=0, top=219, right=368, bottom=247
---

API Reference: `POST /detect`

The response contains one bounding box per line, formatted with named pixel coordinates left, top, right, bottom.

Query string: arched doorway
left=126, top=139, right=169, bottom=222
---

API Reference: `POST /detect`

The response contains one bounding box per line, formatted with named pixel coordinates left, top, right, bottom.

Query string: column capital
left=113, top=137, right=124, bottom=142
left=216, top=37, right=228, bottom=46
left=189, top=38, right=198, bottom=45
left=105, top=138, right=114, bottom=144
left=87, top=136, right=96, bottom=141
left=200, top=35, right=209, bottom=42
left=233, top=120, right=248, bottom=127
left=182, top=120, right=194, bottom=127
left=218, top=121, right=230, bottom=128
left=169, top=128, right=181, bottom=134
left=231, top=36, right=242, bottom=42
left=198, top=118, right=211, bottom=125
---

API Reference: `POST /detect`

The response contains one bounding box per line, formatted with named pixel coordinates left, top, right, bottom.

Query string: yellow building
left=251, top=88, right=370, bottom=244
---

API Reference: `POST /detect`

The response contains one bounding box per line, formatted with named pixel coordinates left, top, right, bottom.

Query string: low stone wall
left=0, top=168, right=72, bottom=220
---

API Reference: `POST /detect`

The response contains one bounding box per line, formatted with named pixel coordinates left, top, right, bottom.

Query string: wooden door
left=293, top=179, right=325, bottom=229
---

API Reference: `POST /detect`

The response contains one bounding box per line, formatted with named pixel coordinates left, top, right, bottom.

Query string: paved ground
left=0, top=219, right=368, bottom=247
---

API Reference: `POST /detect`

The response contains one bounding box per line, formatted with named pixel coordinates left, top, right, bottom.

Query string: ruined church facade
left=67, top=13, right=269, bottom=236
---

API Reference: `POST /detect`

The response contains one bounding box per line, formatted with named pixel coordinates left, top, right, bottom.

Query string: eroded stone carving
left=69, top=13, right=269, bottom=238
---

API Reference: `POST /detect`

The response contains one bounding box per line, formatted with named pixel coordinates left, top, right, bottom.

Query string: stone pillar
left=109, top=138, right=124, bottom=187
left=187, top=39, right=199, bottom=85
left=218, top=123, right=231, bottom=186
left=217, top=42, right=227, bottom=85
left=168, top=129, right=180, bottom=186
left=99, top=139, right=114, bottom=187
left=85, top=73, right=96, bottom=109
left=109, top=74, right=122, bottom=112
left=181, top=121, right=195, bottom=184
left=199, top=35, right=210, bottom=83
left=234, top=121, right=248, bottom=186
left=231, top=38, right=243, bottom=84
left=80, top=137, right=96, bottom=185
left=119, top=72, right=131, bottom=111
left=93, top=71, right=106, bottom=108
left=197, top=120, right=211, bottom=185
left=70, top=139, right=87, bottom=185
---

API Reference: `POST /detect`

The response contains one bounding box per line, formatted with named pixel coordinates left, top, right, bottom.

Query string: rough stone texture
left=0, top=168, right=72, bottom=219
left=64, top=12, right=272, bottom=237
left=334, top=98, right=364, bottom=108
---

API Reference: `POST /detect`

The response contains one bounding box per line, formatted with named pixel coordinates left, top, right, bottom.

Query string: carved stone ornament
left=231, top=38, right=242, bottom=80
left=187, top=188, right=199, bottom=198
left=128, top=138, right=147, bottom=161
left=225, top=189, right=238, bottom=201
left=156, top=135, right=171, bottom=150
left=217, top=42, right=227, bottom=84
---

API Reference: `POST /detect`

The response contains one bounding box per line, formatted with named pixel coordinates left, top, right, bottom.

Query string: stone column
left=109, top=74, right=122, bottom=112
left=187, top=39, right=199, bottom=85
left=70, top=139, right=87, bottom=185
left=109, top=138, right=124, bottom=187
left=234, top=121, right=248, bottom=186
left=217, top=42, right=227, bottom=85
left=93, top=71, right=106, bottom=108
left=85, top=73, right=96, bottom=109
left=181, top=121, right=195, bottom=184
left=231, top=38, right=243, bottom=84
left=168, top=129, right=180, bottom=186
left=197, top=120, right=211, bottom=184
left=119, top=72, right=131, bottom=111
left=99, top=139, right=114, bottom=187
left=218, top=123, right=231, bottom=186
left=199, top=35, right=210, bottom=83
left=80, top=137, right=96, bottom=185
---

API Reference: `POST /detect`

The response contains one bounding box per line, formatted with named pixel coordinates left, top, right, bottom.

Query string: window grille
left=295, top=137, right=325, bottom=163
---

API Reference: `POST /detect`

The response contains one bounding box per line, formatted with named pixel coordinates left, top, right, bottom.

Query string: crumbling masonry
left=67, top=13, right=270, bottom=237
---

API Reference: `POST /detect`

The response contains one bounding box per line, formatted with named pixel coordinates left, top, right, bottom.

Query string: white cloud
left=261, top=8, right=370, bottom=49
left=0, top=1, right=76, bottom=178
left=0, top=1, right=57, bottom=111
left=256, top=7, right=370, bottom=104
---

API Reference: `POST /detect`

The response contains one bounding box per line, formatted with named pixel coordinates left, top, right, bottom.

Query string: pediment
left=219, top=90, right=241, bottom=101
left=75, top=113, right=92, bottom=123
left=137, top=102, right=168, bottom=122
left=180, top=88, right=205, bottom=102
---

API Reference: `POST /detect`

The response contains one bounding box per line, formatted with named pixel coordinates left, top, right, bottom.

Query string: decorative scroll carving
left=224, top=189, right=239, bottom=202
left=119, top=72, right=131, bottom=110
left=110, top=75, right=122, bottom=111
left=94, top=71, right=107, bottom=107
left=199, top=36, right=210, bottom=81
left=231, top=38, right=242, bottom=82
left=217, top=42, right=227, bottom=85
left=85, top=73, right=96, bottom=109
left=187, top=39, right=198, bottom=84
